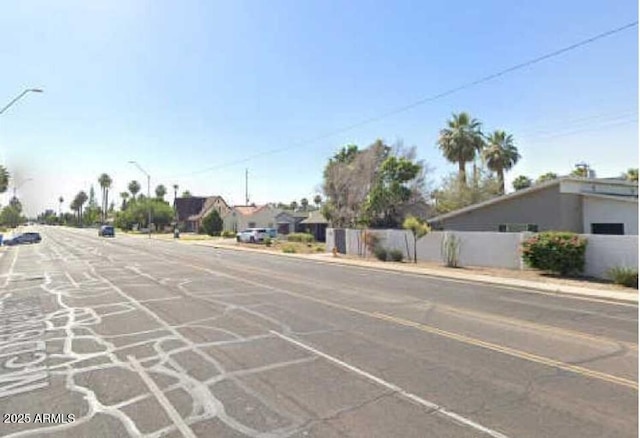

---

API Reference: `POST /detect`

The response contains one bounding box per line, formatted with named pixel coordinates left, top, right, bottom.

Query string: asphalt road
left=0, top=226, right=637, bottom=438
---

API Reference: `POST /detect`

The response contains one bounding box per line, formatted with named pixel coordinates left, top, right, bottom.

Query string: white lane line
left=128, top=355, right=197, bottom=438
left=271, top=330, right=510, bottom=438
left=65, top=271, right=79, bottom=288
left=2, top=246, right=19, bottom=288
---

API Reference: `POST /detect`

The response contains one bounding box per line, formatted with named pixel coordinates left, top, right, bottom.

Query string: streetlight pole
left=128, top=161, right=151, bottom=239
left=0, top=89, right=44, bottom=115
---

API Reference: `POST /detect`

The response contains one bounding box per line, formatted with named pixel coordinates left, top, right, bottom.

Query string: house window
left=248, top=222, right=256, bottom=228
left=498, top=224, right=538, bottom=232
left=591, top=223, right=624, bottom=235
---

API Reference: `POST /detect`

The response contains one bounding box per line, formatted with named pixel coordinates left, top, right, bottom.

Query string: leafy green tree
left=623, top=168, right=638, bottom=182
left=98, top=173, right=112, bottom=223
left=0, top=197, right=24, bottom=227
left=536, top=172, right=558, bottom=184
left=155, top=184, right=167, bottom=201
left=483, top=130, right=520, bottom=194
left=364, top=156, right=421, bottom=228
left=512, top=175, right=532, bottom=191
left=0, top=166, right=9, bottom=194
left=402, top=215, right=430, bottom=263
left=433, top=171, right=501, bottom=215
left=201, top=209, right=223, bottom=236
left=182, top=190, right=192, bottom=198
left=115, top=199, right=173, bottom=231
left=128, top=180, right=141, bottom=198
left=437, top=112, right=485, bottom=184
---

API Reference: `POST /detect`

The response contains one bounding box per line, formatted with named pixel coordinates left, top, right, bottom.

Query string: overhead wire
left=166, top=21, right=638, bottom=180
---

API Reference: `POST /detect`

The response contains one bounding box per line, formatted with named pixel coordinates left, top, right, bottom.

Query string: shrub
left=264, top=237, right=272, bottom=247
left=389, top=249, right=404, bottom=262
left=315, top=245, right=325, bottom=252
left=374, top=246, right=388, bottom=261
left=221, top=230, right=236, bottom=238
left=441, top=233, right=461, bottom=268
left=201, top=209, right=223, bottom=236
left=287, top=233, right=315, bottom=243
left=282, top=244, right=297, bottom=253
left=521, top=231, right=587, bottom=276
left=608, top=267, right=638, bottom=288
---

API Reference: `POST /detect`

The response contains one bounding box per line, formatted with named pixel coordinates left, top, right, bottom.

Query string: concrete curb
left=189, top=241, right=638, bottom=304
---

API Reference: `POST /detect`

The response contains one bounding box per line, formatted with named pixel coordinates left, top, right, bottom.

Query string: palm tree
left=98, top=173, right=112, bottom=223
left=0, top=166, right=9, bottom=194
left=120, top=192, right=130, bottom=210
left=313, top=194, right=322, bottom=208
left=483, top=130, right=520, bottom=194
left=300, top=198, right=309, bottom=211
left=155, top=184, right=167, bottom=200
left=437, top=112, right=485, bottom=184
left=290, top=201, right=298, bottom=211
left=58, top=196, right=64, bottom=217
left=128, top=180, right=141, bottom=199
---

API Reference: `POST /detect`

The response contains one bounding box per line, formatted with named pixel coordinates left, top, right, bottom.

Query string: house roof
left=233, top=205, right=266, bottom=216
left=175, top=196, right=227, bottom=222
left=581, top=192, right=639, bottom=203
left=300, top=210, right=328, bottom=224
left=428, top=177, right=638, bottom=223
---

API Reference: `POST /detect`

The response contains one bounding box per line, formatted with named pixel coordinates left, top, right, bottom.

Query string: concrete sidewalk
left=187, top=240, right=638, bottom=304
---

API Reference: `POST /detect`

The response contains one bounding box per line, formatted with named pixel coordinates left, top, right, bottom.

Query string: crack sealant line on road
left=270, top=330, right=511, bottom=438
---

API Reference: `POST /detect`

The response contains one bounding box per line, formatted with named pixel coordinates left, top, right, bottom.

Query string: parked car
left=236, top=228, right=268, bottom=243
left=98, top=225, right=115, bottom=237
left=4, top=232, right=42, bottom=246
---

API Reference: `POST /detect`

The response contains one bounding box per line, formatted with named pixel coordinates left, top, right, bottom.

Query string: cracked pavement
left=0, top=226, right=636, bottom=437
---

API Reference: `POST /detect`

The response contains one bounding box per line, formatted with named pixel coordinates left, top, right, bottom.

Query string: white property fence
left=325, top=228, right=638, bottom=279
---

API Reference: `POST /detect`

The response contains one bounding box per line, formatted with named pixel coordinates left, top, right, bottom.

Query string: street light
left=0, top=88, right=43, bottom=115
left=128, top=161, right=151, bottom=239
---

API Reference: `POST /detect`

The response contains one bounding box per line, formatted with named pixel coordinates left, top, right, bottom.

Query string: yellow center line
left=91, top=240, right=638, bottom=392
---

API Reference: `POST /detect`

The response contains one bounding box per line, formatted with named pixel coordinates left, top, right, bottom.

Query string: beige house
left=428, top=177, right=638, bottom=235
left=223, top=205, right=282, bottom=232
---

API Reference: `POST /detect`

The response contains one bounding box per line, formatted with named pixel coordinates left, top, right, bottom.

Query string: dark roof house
left=175, top=196, right=230, bottom=232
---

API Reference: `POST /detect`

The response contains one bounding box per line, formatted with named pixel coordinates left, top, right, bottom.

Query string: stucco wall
left=433, top=186, right=584, bottom=233
left=326, top=228, right=638, bottom=279
left=582, top=197, right=638, bottom=235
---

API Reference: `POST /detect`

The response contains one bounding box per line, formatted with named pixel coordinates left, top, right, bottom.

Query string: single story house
left=223, top=205, right=283, bottom=232
left=299, top=210, right=329, bottom=242
left=274, top=211, right=312, bottom=235
left=175, top=196, right=230, bottom=232
left=428, top=177, right=638, bottom=235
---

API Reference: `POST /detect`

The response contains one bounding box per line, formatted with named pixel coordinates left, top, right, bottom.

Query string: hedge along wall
left=325, top=228, right=638, bottom=279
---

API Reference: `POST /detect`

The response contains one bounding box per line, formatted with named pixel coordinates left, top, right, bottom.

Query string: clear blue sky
left=1, top=0, right=637, bottom=216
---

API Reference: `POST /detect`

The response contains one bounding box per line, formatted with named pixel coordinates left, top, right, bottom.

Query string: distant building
left=174, top=196, right=230, bottom=232
left=428, top=177, right=638, bottom=235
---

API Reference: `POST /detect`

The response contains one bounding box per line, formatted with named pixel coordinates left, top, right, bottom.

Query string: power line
left=168, top=20, right=638, bottom=179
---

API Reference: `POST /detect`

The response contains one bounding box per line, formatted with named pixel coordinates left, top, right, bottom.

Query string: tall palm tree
left=128, top=180, right=141, bottom=199
left=300, top=198, right=309, bottom=211
left=120, top=192, right=130, bottom=210
left=313, top=194, right=322, bottom=208
left=483, top=130, right=520, bottom=194
left=155, top=184, right=167, bottom=200
left=98, top=173, right=112, bottom=223
left=437, top=112, right=485, bottom=184
left=58, top=196, right=64, bottom=217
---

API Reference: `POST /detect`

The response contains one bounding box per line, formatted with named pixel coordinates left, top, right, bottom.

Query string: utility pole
left=245, top=168, right=249, bottom=205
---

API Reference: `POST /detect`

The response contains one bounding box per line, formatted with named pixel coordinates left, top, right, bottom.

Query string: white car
left=236, top=228, right=268, bottom=243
